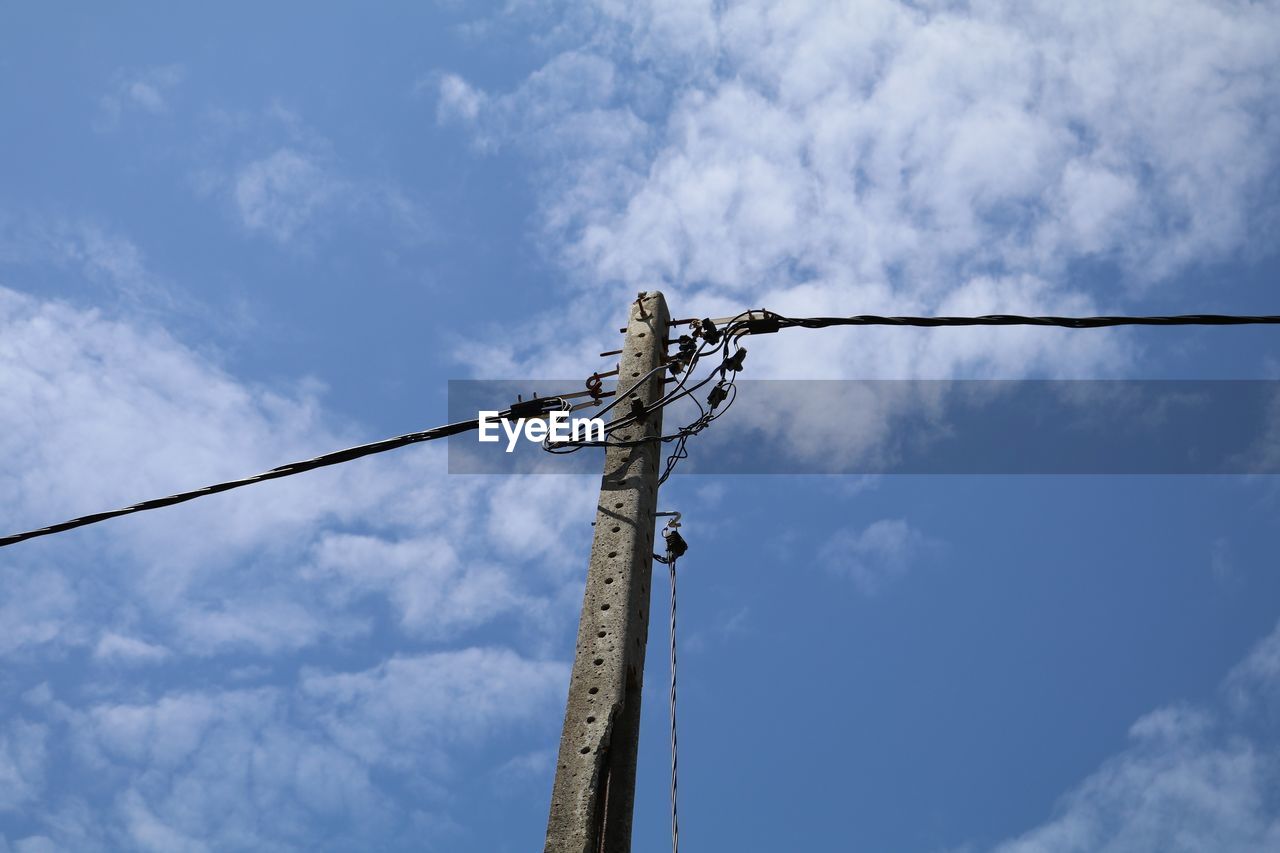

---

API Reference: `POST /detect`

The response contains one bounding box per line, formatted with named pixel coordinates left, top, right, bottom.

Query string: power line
left=0, top=397, right=566, bottom=549
left=551, top=310, right=1280, bottom=484
left=709, top=311, right=1280, bottom=334
left=7, top=311, right=1279, bottom=549
left=565, top=302, right=1280, bottom=849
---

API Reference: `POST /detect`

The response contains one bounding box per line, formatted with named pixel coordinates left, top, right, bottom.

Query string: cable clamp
left=707, top=381, right=730, bottom=409
left=699, top=318, right=722, bottom=344
left=501, top=395, right=567, bottom=420
left=743, top=317, right=781, bottom=335
left=663, top=529, right=688, bottom=561
left=656, top=511, right=687, bottom=560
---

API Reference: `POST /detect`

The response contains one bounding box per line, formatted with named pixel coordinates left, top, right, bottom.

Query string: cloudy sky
left=2, top=1, right=1279, bottom=850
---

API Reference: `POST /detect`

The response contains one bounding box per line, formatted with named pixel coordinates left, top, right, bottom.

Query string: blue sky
left=1, top=2, right=1279, bottom=851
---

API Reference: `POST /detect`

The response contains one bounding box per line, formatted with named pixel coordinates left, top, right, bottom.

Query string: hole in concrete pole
left=597, top=631, right=606, bottom=638
left=601, top=604, right=610, bottom=611
left=587, top=716, right=596, bottom=723
left=605, top=577, right=613, bottom=584
left=594, top=658, right=604, bottom=665
left=580, top=746, right=591, bottom=754
left=589, top=687, right=599, bottom=695
left=611, top=526, right=620, bottom=533
left=607, top=551, right=617, bottom=558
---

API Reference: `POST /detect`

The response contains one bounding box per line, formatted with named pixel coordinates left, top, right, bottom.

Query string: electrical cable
left=667, top=547, right=680, bottom=853
left=16, top=311, right=1273, bottom=548
left=728, top=312, right=1280, bottom=334
left=544, top=310, right=753, bottom=461
left=630, top=310, right=1280, bottom=482
left=659, top=520, right=688, bottom=853
left=0, top=397, right=568, bottom=549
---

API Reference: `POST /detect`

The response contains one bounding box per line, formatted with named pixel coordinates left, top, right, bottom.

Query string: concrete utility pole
left=545, top=291, right=670, bottom=853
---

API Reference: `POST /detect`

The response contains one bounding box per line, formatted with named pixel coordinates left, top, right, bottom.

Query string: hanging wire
left=667, top=549, right=680, bottom=853
left=656, top=515, right=687, bottom=853
left=0, top=397, right=569, bottom=549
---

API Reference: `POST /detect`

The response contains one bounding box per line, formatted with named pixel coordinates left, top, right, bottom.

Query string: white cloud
left=437, top=73, right=486, bottom=125
left=173, top=599, right=337, bottom=656
left=818, top=517, right=936, bottom=594
left=93, top=633, right=170, bottom=666
left=491, top=747, right=556, bottom=799
left=0, top=570, right=78, bottom=658
left=118, top=790, right=208, bottom=853
left=0, top=284, right=599, bottom=655
left=482, top=474, right=598, bottom=574
left=191, top=108, right=435, bottom=247
left=301, top=647, right=568, bottom=767
left=1226, top=621, right=1280, bottom=712
left=217, top=143, right=432, bottom=247
left=0, top=216, right=170, bottom=305
left=0, top=722, right=47, bottom=812
left=97, top=65, right=185, bottom=130
left=13, top=836, right=57, bottom=853
left=993, top=621, right=1280, bottom=852
left=995, top=713, right=1278, bottom=852
left=304, top=532, right=530, bottom=638
left=685, top=604, right=750, bottom=654
left=0, top=285, right=336, bottom=553
left=0, top=645, right=565, bottom=849
left=0, top=283, right=597, bottom=846
left=231, top=148, right=340, bottom=243
left=434, top=47, right=652, bottom=171
left=443, top=0, right=1280, bottom=382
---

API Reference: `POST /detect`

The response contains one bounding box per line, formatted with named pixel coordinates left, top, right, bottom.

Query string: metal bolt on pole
left=545, top=291, right=670, bottom=853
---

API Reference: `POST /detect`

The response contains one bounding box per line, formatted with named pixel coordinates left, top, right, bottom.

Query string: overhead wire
left=721, top=311, right=1280, bottom=333
left=629, top=307, right=1280, bottom=846
left=545, top=309, right=1280, bottom=482
left=591, top=307, right=1280, bottom=845
left=0, top=397, right=569, bottom=549
left=7, top=311, right=1279, bottom=548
